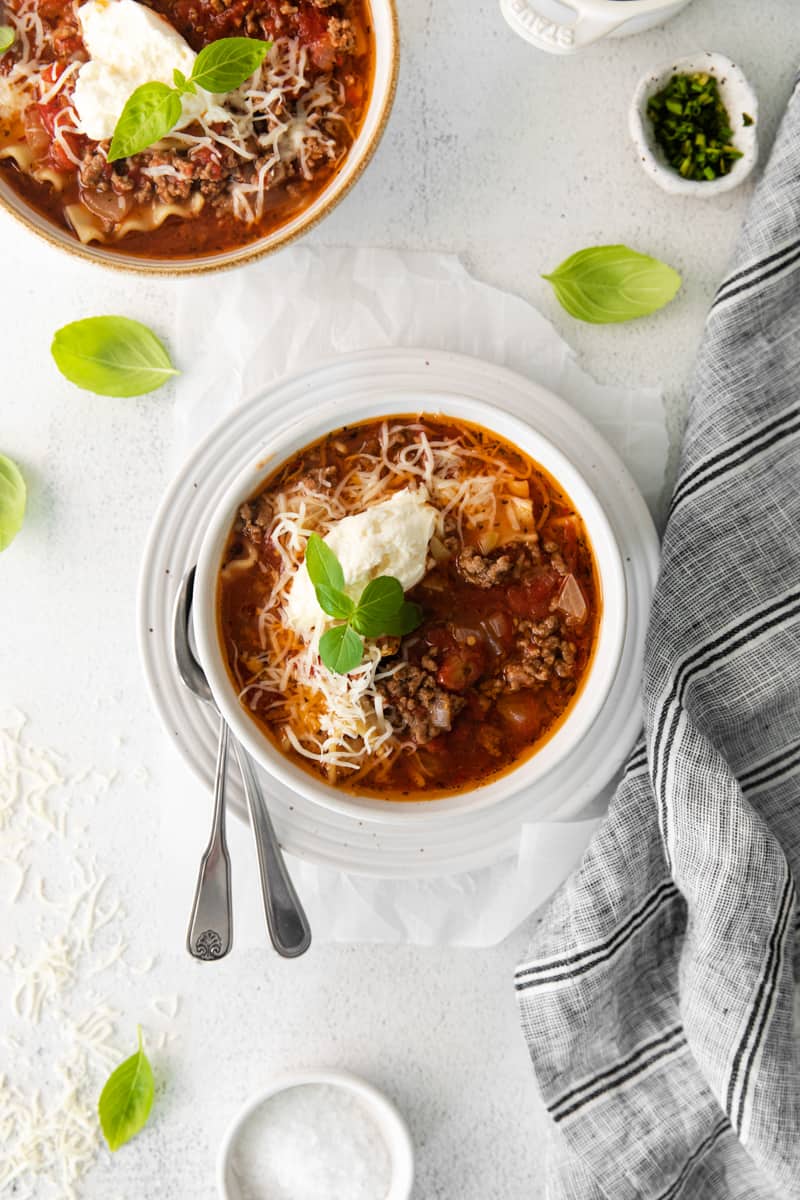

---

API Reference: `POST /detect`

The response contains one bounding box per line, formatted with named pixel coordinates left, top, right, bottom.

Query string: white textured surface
left=0, top=1, right=797, bottom=1196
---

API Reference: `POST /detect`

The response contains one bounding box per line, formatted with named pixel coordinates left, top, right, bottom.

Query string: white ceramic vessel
left=499, top=0, right=693, bottom=55
left=217, top=1069, right=414, bottom=1200
left=192, top=392, right=627, bottom=824
left=630, top=52, right=759, bottom=197
left=0, top=0, right=398, bottom=274
left=138, top=349, right=659, bottom=878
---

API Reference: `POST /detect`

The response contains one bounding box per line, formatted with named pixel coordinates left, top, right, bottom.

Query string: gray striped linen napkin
left=515, top=83, right=800, bottom=1199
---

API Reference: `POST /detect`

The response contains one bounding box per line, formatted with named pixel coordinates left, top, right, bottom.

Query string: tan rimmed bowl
left=192, top=393, right=627, bottom=824
left=0, top=0, right=398, bottom=275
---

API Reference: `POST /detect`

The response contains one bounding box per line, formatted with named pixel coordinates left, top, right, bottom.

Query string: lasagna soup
left=0, top=0, right=374, bottom=256
left=218, top=417, right=602, bottom=799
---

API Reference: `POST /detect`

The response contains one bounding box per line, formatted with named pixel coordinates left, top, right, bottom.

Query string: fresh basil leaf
left=319, top=624, right=364, bottom=675
left=108, top=81, right=183, bottom=162
left=351, top=576, right=404, bottom=638
left=190, top=36, right=270, bottom=93
left=543, top=245, right=681, bottom=324
left=0, top=25, right=15, bottom=52
left=98, top=1027, right=155, bottom=1152
left=173, top=67, right=195, bottom=95
left=0, top=454, right=26, bottom=552
left=315, top=584, right=355, bottom=620
left=51, top=316, right=178, bottom=397
left=380, top=600, right=423, bottom=638
left=305, top=533, right=345, bottom=592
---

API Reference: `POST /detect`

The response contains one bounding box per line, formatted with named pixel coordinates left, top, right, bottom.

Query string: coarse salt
left=229, top=1083, right=393, bottom=1200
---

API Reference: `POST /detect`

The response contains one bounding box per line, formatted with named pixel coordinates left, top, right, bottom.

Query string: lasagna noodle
left=65, top=192, right=204, bottom=244
left=0, top=142, right=33, bottom=170
left=32, top=164, right=69, bottom=190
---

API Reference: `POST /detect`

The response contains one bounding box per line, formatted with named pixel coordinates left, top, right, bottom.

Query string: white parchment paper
left=166, top=246, right=666, bottom=946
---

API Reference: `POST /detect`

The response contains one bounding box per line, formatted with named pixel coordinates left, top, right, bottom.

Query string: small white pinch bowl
left=630, top=52, right=758, bottom=197
left=217, top=1069, right=414, bottom=1200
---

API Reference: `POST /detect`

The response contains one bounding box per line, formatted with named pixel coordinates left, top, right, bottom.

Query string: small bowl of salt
left=217, top=1070, right=414, bottom=1200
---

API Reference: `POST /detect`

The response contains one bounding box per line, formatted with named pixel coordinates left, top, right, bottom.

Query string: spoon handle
left=233, top=740, right=312, bottom=958
left=186, top=719, right=233, bottom=961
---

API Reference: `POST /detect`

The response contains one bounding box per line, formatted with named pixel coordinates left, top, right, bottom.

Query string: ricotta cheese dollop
left=286, top=488, right=438, bottom=640
left=72, top=0, right=214, bottom=141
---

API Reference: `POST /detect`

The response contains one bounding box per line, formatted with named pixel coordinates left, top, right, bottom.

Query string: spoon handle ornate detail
left=186, top=719, right=233, bottom=961
left=234, top=741, right=312, bottom=958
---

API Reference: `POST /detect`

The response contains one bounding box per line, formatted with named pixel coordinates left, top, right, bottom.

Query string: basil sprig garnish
left=542, top=245, right=681, bottom=324
left=98, top=1027, right=156, bottom=1152
left=51, top=316, right=178, bottom=396
left=0, top=454, right=26, bottom=552
left=108, top=36, right=271, bottom=162
left=0, top=25, right=15, bottom=52
left=305, top=534, right=423, bottom=675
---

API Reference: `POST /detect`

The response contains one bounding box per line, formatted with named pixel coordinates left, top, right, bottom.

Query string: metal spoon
left=174, top=568, right=233, bottom=961
left=173, top=566, right=312, bottom=959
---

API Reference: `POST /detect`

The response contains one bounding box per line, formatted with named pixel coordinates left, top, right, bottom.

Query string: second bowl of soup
left=0, top=0, right=397, bottom=271
left=193, top=397, right=626, bottom=817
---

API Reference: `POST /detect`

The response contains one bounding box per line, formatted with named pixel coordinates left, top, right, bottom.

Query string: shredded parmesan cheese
left=1, top=5, right=346, bottom=230
left=228, top=420, right=537, bottom=783
left=0, top=711, right=174, bottom=1199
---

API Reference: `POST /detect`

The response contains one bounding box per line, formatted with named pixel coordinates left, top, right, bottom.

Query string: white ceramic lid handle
left=500, top=0, right=624, bottom=54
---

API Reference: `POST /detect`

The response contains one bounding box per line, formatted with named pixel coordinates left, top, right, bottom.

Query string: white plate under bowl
left=137, top=349, right=659, bottom=878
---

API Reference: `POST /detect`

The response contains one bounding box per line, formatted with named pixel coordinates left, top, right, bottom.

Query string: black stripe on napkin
left=724, top=871, right=795, bottom=1128
left=547, top=1025, right=684, bottom=1118
left=624, top=744, right=649, bottom=776
left=514, top=880, right=679, bottom=989
left=552, top=1032, right=688, bottom=1123
left=651, top=590, right=800, bottom=854
left=732, top=874, right=796, bottom=1134
left=669, top=404, right=800, bottom=516
left=669, top=410, right=800, bottom=517
left=712, top=243, right=800, bottom=310
left=655, top=1119, right=731, bottom=1200
left=739, top=742, right=800, bottom=790
left=713, top=236, right=800, bottom=306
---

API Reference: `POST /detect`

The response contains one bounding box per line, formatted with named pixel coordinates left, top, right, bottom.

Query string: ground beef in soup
left=377, top=664, right=466, bottom=746
left=237, top=495, right=274, bottom=544
left=501, top=615, right=577, bottom=691
left=456, top=544, right=517, bottom=588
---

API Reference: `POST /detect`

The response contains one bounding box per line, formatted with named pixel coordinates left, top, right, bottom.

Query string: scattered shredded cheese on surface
left=0, top=710, right=174, bottom=1199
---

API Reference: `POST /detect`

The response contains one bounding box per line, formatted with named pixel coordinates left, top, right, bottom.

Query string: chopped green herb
left=304, top=533, right=423, bottom=674
left=646, top=72, right=743, bottom=183
left=742, top=112, right=754, bottom=127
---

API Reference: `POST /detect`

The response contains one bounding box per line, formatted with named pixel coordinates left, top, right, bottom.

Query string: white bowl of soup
left=0, top=0, right=397, bottom=273
left=192, top=398, right=627, bottom=819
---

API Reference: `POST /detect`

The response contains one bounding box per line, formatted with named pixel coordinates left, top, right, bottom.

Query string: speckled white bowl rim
left=216, top=1069, right=414, bottom=1200
left=629, top=51, right=758, bottom=197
